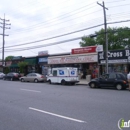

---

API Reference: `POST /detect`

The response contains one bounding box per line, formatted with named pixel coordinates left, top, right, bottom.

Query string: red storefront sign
left=71, top=45, right=103, bottom=54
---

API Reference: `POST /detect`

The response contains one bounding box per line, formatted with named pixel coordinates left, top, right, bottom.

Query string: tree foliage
left=5, top=56, right=14, bottom=61
left=18, top=62, right=28, bottom=73
left=4, top=67, right=9, bottom=74
left=79, top=27, right=130, bottom=50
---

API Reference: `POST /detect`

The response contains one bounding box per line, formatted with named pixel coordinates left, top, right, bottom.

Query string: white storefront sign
left=48, top=54, right=97, bottom=64
left=101, top=59, right=127, bottom=64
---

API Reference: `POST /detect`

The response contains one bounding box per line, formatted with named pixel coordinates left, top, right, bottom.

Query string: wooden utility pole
left=97, top=1, right=108, bottom=73
left=0, top=14, right=11, bottom=66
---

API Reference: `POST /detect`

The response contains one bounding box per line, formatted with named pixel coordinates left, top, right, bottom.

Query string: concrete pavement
left=76, top=79, right=89, bottom=85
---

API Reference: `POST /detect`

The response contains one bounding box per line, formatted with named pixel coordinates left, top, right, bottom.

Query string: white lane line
left=20, top=89, right=41, bottom=93
left=29, top=107, right=86, bottom=123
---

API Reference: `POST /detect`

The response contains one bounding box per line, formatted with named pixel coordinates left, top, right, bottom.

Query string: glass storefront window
left=102, top=64, right=128, bottom=74
left=42, top=66, right=48, bottom=76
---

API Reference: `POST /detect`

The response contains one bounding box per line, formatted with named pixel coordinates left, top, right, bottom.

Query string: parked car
left=20, top=73, right=46, bottom=83
left=0, top=72, right=5, bottom=79
left=3, top=72, right=21, bottom=81
left=89, top=72, right=128, bottom=90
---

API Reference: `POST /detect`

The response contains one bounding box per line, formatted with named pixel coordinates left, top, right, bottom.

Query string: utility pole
left=0, top=14, right=11, bottom=66
left=97, top=1, right=108, bottom=73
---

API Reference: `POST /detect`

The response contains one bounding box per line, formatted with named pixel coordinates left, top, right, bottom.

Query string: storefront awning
left=10, top=64, right=18, bottom=67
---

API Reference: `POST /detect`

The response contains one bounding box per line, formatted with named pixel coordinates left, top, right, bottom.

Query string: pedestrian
left=127, top=72, right=130, bottom=91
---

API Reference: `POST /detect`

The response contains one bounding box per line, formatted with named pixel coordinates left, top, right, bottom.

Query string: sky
left=0, top=0, right=130, bottom=58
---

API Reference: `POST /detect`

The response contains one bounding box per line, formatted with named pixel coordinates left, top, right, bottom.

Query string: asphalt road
left=0, top=80, right=129, bottom=130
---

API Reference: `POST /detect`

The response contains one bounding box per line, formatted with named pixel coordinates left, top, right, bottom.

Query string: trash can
left=86, top=75, right=91, bottom=82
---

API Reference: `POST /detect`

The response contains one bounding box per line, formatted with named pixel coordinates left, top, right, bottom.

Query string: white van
left=47, top=67, right=79, bottom=85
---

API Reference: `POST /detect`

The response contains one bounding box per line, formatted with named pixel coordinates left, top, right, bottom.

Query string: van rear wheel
left=61, top=80, right=66, bottom=85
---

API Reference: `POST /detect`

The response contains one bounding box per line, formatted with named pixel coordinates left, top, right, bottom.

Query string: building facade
left=47, top=45, right=103, bottom=79
left=98, top=49, right=130, bottom=75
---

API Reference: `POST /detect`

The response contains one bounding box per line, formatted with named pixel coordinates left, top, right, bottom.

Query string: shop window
left=53, top=70, right=57, bottom=76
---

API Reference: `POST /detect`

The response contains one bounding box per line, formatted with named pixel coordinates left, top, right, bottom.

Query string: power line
left=0, top=37, right=82, bottom=52
left=2, top=19, right=130, bottom=51
left=106, top=0, right=128, bottom=3
left=7, top=11, right=130, bottom=42
left=107, top=19, right=130, bottom=24
left=1, top=19, right=130, bottom=53
left=3, top=26, right=130, bottom=53
left=1, top=23, right=104, bottom=49
left=6, top=0, right=73, bottom=18
left=8, top=10, right=101, bottom=39
left=11, top=3, right=97, bottom=33
left=6, top=16, right=103, bottom=44
left=109, top=3, right=130, bottom=8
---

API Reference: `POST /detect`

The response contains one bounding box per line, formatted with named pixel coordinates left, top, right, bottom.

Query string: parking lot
left=0, top=79, right=130, bottom=130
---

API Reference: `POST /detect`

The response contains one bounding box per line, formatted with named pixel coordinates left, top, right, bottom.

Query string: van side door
left=106, top=73, right=116, bottom=87
left=52, top=70, right=58, bottom=83
left=58, top=69, right=65, bottom=83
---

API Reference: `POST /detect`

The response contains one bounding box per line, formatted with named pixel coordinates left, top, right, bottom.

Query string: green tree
left=18, top=62, right=28, bottom=73
left=4, top=67, right=9, bottom=74
left=5, top=56, right=14, bottom=61
left=79, top=27, right=130, bottom=50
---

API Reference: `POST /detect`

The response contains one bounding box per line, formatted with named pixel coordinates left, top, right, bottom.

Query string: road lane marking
left=20, top=89, right=41, bottom=93
left=29, top=107, right=86, bottom=123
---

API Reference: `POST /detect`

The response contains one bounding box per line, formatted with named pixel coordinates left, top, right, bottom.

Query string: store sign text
left=48, top=55, right=97, bottom=64
left=98, top=49, right=130, bottom=64
left=99, top=50, right=130, bottom=59
left=71, top=45, right=103, bottom=54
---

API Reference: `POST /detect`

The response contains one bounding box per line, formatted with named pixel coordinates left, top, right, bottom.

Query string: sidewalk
left=76, top=79, right=89, bottom=85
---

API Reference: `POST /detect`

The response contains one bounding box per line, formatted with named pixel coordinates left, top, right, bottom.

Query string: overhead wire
left=8, top=9, right=102, bottom=38
left=6, top=0, right=74, bottom=17
left=109, top=3, right=130, bottom=8
left=0, top=23, right=104, bottom=51
left=0, top=1, right=130, bottom=53
left=6, top=9, right=103, bottom=43
left=106, top=0, right=128, bottom=3
left=0, top=37, right=82, bottom=52
left=7, top=19, right=103, bottom=43
left=8, top=10, right=128, bottom=37
left=5, top=16, right=103, bottom=44
left=11, top=2, right=97, bottom=33
left=1, top=19, right=130, bottom=53
left=5, top=0, right=129, bottom=37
